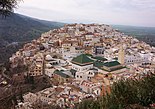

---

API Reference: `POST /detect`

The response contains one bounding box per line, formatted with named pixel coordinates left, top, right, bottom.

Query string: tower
left=58, top=39, right=62, bottom=47
left=118, top=45, right=125, bottom=64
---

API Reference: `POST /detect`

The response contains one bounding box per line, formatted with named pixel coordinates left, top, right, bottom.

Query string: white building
left=71, top=54, right=98, bottom=81
left=75, top=70, right=96, bottom=81
left=125, top=53, right=151, bottom=65
left=71, top=54, right=94, bottom=72
left=79, top=80, right=101, bottom=95
left=45, top=69, right=55, bottom=78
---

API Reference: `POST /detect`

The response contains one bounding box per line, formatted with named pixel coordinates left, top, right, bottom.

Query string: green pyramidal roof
left=71, top=54, right=94, bottom=66
left=103, top=61, right=121, bottom=67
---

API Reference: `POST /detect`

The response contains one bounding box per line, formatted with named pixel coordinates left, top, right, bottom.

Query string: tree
left=0, top=0, right=22, bottom=16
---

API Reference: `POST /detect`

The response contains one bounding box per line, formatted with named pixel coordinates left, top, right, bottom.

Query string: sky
left=15, top=0, right=155, bottom=27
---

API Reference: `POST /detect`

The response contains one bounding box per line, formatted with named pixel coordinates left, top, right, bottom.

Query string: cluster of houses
left=9, top=24, right=155, bottom=108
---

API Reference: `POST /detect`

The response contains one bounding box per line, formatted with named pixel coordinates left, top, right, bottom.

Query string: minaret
left=118, top=45, right=125, bottom=64
left=58, top=39, right=62, bottom=47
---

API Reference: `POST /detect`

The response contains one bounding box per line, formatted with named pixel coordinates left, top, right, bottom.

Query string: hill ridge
left=0, top=13, right=64, bottom=63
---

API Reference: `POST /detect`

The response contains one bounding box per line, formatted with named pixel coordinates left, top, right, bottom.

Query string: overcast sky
left=15, top=0, right=155, bottom=27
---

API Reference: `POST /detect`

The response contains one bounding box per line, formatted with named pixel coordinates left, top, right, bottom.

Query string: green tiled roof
left=94, top=61, right=104, bottom=69
left=54, top=70, right=70, bottom=78
left=92, top=56, right=107, bottom=61
left=103, top=61, right=121, bottom=67
left=103, top=66, right=126, bottom=72
left=71, top=54, right=94, bottom=66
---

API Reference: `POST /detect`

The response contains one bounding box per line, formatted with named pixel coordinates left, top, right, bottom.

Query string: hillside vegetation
left=112, top=25, right=155, bottom=47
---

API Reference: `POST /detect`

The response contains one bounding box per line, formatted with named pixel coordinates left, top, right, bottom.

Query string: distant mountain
left=0, top=13, right=64, bottom=43
left=112, top=25, right=155, bottom=46
left=0, top=13, right=65, bottom=63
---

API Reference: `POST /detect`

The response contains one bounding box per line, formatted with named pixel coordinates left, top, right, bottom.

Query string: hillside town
left=6, top=24, right=155, bottom=108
